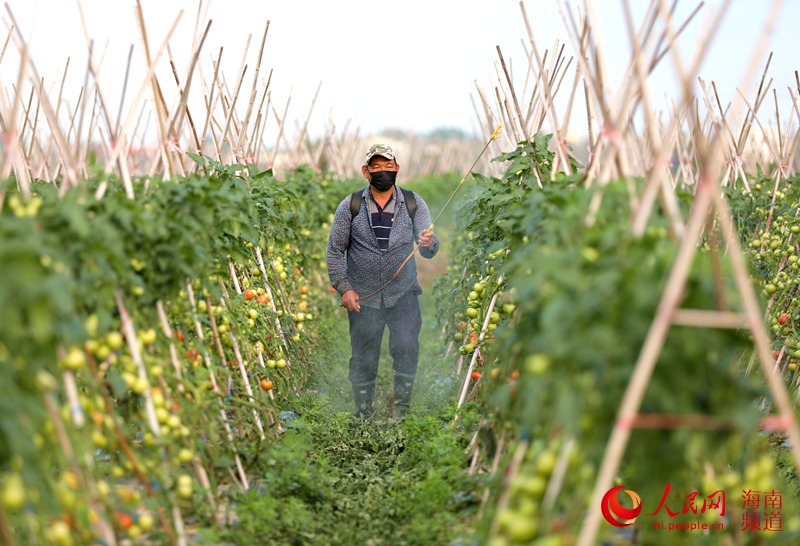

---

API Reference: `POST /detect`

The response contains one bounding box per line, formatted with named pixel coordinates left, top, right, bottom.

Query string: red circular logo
left=601, top=485, right=642, bottom=527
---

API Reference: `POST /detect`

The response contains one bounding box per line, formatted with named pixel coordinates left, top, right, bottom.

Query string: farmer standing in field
left=327, top=143, right=439, bottom=419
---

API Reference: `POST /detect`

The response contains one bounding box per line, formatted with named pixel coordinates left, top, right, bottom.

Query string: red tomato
left=244, top=289, right=256, bottom=300
left=261, top=379, right=273, bottom=390
left=471, top=371, right=481, bottom=381
left=114, top=511, right=133, bottom=530
left=257, top=294, right=270, bottom=305
left=300, top=286, right=309, bottom=295
left=779, top=314, right=789, bottom=325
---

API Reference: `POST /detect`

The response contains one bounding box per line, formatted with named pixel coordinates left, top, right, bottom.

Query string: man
left=327, top=143, right=439, bottom=419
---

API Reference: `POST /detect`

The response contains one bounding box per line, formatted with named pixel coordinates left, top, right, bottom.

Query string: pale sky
left=2, top=1, right=799, bottom=141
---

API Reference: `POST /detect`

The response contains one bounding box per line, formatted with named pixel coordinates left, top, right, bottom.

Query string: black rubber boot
left=352, top=382, right=375, bottom=419
left=392, top=373, right=415, bottom=419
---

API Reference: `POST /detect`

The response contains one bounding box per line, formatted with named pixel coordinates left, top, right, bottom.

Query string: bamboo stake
left=166, top=48, right=201, bottom=154
left=185, top=284, right=249, bottom=491
left=133, top=0, right=174, bottom=178
left=0, top=24, right=12, bottom=67
left=80, top=37, right=135, bottom=194
left=217, top=34, right=251, bottom=159
left=542, top=436, right=575, bottom=513
left=456, top=287, right=501, bottom=412
left=19, top=84, right=34, bottom=160
left=0, top=35, right=30, bottom=193
left=519, top=4, right=572, bottom=175
left=100, top=10, right=183, bottom=196
left=199, top=47, right=224, bottom=160
left=115, top=290, right=161, bottom=437
left=238, top=20, right=270, bottom=153
left=162, top=19, right=212, bottom=163
left=113, top=45, right=134, bottom=141
left=156, top=300, right=185, bottom=385
left=271, top=94, right=291, bottom=169
left=489, top=440, right=529, bottom=537
left=624, top=0, right=686, bottom=237
left=229, top=334, right=266, bottom=440
left=248, top=70, right=272, bottom=163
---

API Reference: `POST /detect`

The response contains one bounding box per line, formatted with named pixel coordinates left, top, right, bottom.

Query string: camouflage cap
left=364, top=143, right=397, bottom=165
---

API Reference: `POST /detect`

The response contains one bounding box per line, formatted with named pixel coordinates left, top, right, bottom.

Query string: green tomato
left=506, top=516, right=539, bottom=542
left=61, top=347, right=86, bottom=370
left=139, top=511, right=155, bottom=531
left=512, top=474, right=547, bottom=497
left=106, top=331, right=124, bottom=349
left=1, top=474, right=25, bottom=510
left=525, top=354, right=550, bottom=374
left=177, top=448, right=194, bottom=463
left=536, top=451, right=558, bottom=476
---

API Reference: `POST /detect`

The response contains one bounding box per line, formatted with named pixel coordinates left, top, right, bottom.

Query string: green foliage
left=0, top=160, right=373, bottom=544
left=434, top=137, right=800, bottom=544
left=222, top=401, right=478, bottom=546
left=726, top=173, right=800, bottom=392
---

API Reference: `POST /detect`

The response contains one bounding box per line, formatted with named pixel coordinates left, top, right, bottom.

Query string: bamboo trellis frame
left=461, top=0, right=800, bottom=543
left=0, top=5, right=489, bottom=194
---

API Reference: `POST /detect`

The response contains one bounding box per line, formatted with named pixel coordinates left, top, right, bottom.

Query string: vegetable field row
left=433, top=136, right=800, bottom=545
left=0, top=158, right=362, bottom=545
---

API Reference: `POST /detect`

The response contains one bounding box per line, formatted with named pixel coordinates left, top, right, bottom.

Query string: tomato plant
left=434, top=139, right=800, bottom=544
left=0, top=159, right=364, bottom=544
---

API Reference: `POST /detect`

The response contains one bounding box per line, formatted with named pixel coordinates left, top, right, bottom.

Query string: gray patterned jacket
left=326, top=185, right=440, bottom=309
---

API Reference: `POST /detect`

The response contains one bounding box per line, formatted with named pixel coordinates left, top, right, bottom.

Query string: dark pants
left=348, top=292, right=422, bottom=409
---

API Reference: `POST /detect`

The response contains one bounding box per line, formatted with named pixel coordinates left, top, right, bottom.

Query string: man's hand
left=418, top=228, right=434, bottom=248
left=341, top=290, right=361, bottom=313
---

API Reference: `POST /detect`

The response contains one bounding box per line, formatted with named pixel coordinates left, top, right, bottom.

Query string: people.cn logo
left=601, top=485, right=643, bottom=527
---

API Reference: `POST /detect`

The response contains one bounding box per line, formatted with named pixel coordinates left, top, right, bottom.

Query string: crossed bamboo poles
left=0, top=1, right=496, bottom=195
left=460, top=0, right=800, bottom=543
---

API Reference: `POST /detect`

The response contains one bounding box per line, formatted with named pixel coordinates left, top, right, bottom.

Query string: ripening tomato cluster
left=746, top=212, right=800, bottom=388
left=451, top=250, right=517, bottom=385
left=0, top=239, right=327, bottom=546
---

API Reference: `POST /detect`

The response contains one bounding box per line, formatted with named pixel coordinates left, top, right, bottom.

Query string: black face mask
left=369, top=170, right=397, bottom=192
